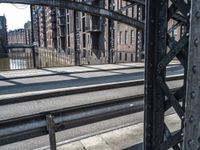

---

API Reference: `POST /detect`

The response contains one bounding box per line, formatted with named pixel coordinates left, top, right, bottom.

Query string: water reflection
left=0, top=58, right=10, bottom=71
left=0, top=56, right=33, bottom=71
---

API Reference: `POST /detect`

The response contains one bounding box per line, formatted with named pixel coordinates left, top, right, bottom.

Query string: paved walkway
left=0, top=61, right=180, bottom=80
left=39, top=113, right=180, bottom=150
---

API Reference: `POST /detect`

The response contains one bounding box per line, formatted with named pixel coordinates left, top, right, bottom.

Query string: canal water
left=0, top=57, right=33, bottom=71
left=0, top=50, right=70, bottom=71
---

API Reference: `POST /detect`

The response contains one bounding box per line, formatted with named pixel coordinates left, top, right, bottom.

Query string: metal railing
left=36, top=48, right=73, bottom=68
left=113, top=51, right=137, bottom=63
left=0, top=48, right=142, bottom=71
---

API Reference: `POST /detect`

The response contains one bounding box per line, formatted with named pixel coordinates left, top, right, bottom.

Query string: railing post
left=108, top=0, right=114, bottom=64
left=46, top=114, right=57, bottom=150
left=32, top=46, right=37, bottom=68
left=30, top=5, right=37, bottom=69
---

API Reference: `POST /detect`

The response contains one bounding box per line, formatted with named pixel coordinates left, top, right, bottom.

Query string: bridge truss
left=0, top=0, right=199, bottom=150
left=145, top=0, right=200, bottom=150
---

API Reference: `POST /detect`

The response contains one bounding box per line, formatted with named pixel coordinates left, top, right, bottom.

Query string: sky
left=0, top=4, right=30, bottom=31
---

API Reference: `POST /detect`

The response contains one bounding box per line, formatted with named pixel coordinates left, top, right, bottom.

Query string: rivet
left=192, top=65, right=197, bottom=73
left=181, top=133, right=184, bottom=137
left=195, top=11, right=200, bottom=19
left=149, top=84, right=152, bottom=88
left=194, top=39, right=199, bottom=47
left=191, top=91, right=196, bottom=98
left=188, top=139, right=193, bottom=146
left=181, top=116, right=185, bottom=119
left=187, top=13, right=190, bottom=17
left=186, top=33, right=189, bottom=37
left=189, top=115, right=194, bottom=123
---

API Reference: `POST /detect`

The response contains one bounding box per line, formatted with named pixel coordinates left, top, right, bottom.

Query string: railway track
left=0, top=74, right=183, bottom=146
left=0, top=74, right=183, bottom=106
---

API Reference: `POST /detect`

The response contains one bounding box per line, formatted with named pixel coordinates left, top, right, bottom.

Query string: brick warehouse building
left=7, top=29, right=26, bottom=45
left=31, top=0, right=145, bottom=65
left=31, top=1, right=181, bottom=65
left=7, top=21, right=32, bottom=45
left=0, top=15, right=8, bottom=57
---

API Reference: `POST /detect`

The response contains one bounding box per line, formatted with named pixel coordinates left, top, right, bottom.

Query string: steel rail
left=0, top=74, right=184, bottom=106
left=0, top=95, right=144, bottom=146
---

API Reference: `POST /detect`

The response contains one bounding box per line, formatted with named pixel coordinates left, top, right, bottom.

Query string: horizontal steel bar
left=0, top=74, right=184, bottom=106
left=123, top=0, right=145, bottom=5
left=0, top=0, right=144, bottom=29
left=7, top=45, right=34, bottom=49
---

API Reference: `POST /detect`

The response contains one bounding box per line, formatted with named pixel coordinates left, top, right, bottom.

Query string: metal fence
left=37, top=48, right=73, bottom=68
left=113, top=51, right=138, bottom=63
left=0, top=48, right=141, bottom=71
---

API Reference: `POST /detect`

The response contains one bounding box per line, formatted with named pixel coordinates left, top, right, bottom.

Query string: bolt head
left=195, top=11, right=200, bottom=19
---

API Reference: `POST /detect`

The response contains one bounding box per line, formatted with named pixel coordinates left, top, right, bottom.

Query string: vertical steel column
left=135, top=5, right=144, bottom=62
left=74, top=10, right=80, bottom=66
left=46, top=114, right=57, bottom=150
left=108, top=0, right=114, bottom=64
left=144, top=0, right=168, bottom=149
left=184, top=0, right=200, bottom=149
left=30, top=5, right=36, bottom=68
left=145, top=0, right=190, bottom=149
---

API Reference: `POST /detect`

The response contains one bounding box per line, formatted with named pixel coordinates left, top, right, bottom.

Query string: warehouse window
left=119, top=31, right=122, bottom=44
left=125, top=31, right=128, bottom=44
left=131, top=30, right=134, bottom=45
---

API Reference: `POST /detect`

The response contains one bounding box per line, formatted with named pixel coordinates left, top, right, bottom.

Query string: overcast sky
left=0, top=4, right=30, bottom=31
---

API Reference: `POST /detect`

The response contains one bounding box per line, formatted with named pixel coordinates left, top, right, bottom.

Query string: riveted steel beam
left=145, top=0, right=190, bottom=149
left=0, top=0, right=144, bottom=29
left=184, top=0, right=200, bottom=149
left=144, top=0, right=168, bottom=149
left=123, top=0, right=145, bottom=5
